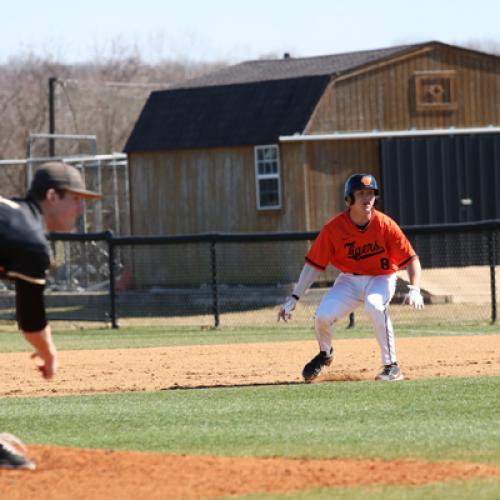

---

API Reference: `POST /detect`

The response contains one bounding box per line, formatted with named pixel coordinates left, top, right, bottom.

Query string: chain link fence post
left=106, top=230, right=119, bottom=329
left=210, top=239, right=220, bottom=327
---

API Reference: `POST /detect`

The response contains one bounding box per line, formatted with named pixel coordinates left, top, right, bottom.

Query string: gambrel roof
left=174, top=43, right=416, bottom=88
left=124, top=41, right=492, bottom=153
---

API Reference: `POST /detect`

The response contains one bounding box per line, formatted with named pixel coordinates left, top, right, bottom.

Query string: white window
left=254, top=145, right=281, bottom=210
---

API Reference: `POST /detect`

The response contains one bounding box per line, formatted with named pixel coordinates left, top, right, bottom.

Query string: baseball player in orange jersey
left=278, top=173, right=424, bottom=382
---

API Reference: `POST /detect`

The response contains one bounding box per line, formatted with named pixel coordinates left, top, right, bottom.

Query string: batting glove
left=278, top=295, right=298, bottom=322
left=403, top=285, right=424, bottom=310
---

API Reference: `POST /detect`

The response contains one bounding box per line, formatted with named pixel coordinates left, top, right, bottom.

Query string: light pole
left=48, top=76, right=57, bottom=157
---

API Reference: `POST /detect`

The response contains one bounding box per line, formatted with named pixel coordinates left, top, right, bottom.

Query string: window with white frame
left=254, top=145, right=281, bottom=210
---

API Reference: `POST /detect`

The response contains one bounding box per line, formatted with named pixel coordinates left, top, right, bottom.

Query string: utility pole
left=48, top=77, right=57, bottom=157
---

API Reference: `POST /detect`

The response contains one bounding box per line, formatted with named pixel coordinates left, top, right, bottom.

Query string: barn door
left=380, top=134, right=500, bottom=225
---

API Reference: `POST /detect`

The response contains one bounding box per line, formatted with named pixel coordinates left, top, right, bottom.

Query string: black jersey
left=0, top=196, right=50, bottom=284
left=0, top=196, right=50, bottom=332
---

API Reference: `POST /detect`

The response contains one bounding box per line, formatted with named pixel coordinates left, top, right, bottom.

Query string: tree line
left=0, top=52, right=225, bottom=195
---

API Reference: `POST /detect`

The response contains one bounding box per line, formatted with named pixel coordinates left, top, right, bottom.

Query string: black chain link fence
left=0, top=221, right=498, bottom=328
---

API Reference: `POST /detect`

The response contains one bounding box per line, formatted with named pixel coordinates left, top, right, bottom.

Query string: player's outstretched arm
left=15, top=279, right=58, bottom=379
left=278, top=264, right=321, bottom=322
left=23, top=325, right=58, bottom=379
left=403, top=258, right=424, bottom=310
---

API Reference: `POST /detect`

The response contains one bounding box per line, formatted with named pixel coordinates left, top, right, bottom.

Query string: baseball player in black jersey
left=0, top=161, right=101, bottom=470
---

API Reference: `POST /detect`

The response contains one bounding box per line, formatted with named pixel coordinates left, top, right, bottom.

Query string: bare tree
left=0, top=47, right=226, bottom=160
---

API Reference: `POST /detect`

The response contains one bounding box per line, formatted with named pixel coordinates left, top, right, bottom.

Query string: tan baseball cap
left=29, top=161, right=102, bottom=200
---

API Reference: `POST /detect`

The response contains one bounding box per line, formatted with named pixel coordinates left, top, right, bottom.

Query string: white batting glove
left=403, top=285, right=424, bottom=310
left=278, top=296, right=298, bottom=322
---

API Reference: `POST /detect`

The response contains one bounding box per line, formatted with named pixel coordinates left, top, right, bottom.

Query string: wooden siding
left=307, top=46, right=500, bottom=133
left=129, top=145, right=310, bottom=235
left=127, top=145, right=310, bottom=286
left=128, top=141, right=379, bottom=233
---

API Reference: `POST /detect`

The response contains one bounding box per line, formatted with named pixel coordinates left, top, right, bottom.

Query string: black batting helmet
left=344, top=173, right=379, bottom=205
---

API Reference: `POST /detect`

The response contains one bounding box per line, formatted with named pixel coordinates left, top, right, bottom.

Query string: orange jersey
left=306, top=209, right=416, bottom=275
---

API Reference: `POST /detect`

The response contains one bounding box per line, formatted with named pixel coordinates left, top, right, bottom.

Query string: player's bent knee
left=364, top=300, right=386, bottom=315
left=315, top=314, right=335, bottom=328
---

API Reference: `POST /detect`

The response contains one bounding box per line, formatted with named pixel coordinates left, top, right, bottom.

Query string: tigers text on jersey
left=305, top=209, right=416, bottom=275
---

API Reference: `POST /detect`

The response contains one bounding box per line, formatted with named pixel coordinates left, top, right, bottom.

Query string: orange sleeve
left=385, top=219, right=417, bottom=268
left=305, top=227, right=333, bottom=271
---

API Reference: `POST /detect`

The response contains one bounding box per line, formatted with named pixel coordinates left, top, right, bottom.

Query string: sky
left=2, top=0, right=500, bottom=64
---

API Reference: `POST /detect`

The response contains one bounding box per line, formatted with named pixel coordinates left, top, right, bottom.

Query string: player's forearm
left=291, top=263, right=321, bottom=299
left=22, top=325, right=56, bottom=358
left=406, top=257, right=422, bottom=287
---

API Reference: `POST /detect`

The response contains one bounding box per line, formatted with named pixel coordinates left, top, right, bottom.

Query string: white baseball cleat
left=375, top=363, right=404, bottom=381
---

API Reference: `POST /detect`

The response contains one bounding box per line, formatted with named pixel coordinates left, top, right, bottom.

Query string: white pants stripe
left=314, top=273, right=398, bottom=366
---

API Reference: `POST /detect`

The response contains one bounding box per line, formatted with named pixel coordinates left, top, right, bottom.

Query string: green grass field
left=1, top=324, right=499, bottom=499
left=0, top=322, right=498, bottom=352
left=233, top=480, right=500, bottom=500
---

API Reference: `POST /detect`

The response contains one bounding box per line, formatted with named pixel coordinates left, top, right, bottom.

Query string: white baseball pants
left=314, top=273, right=398, bottom=366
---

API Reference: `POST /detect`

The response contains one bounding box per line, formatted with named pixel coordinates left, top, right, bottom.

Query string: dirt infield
left=2, top=447, right=500, bottom=500
left=0, top=335, right=499, bottom=397
left=1, top=335, right=499, bottom=498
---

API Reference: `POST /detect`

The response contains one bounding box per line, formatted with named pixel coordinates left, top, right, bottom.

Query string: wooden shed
left=124, top=41, right=500, bottom=286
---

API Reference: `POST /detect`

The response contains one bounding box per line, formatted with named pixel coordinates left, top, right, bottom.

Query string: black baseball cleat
left=302, top=348, right=334, bottom=382
left=375, top=363, right=404, bottom=381
left=0, top=433, right=36, bottom=470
